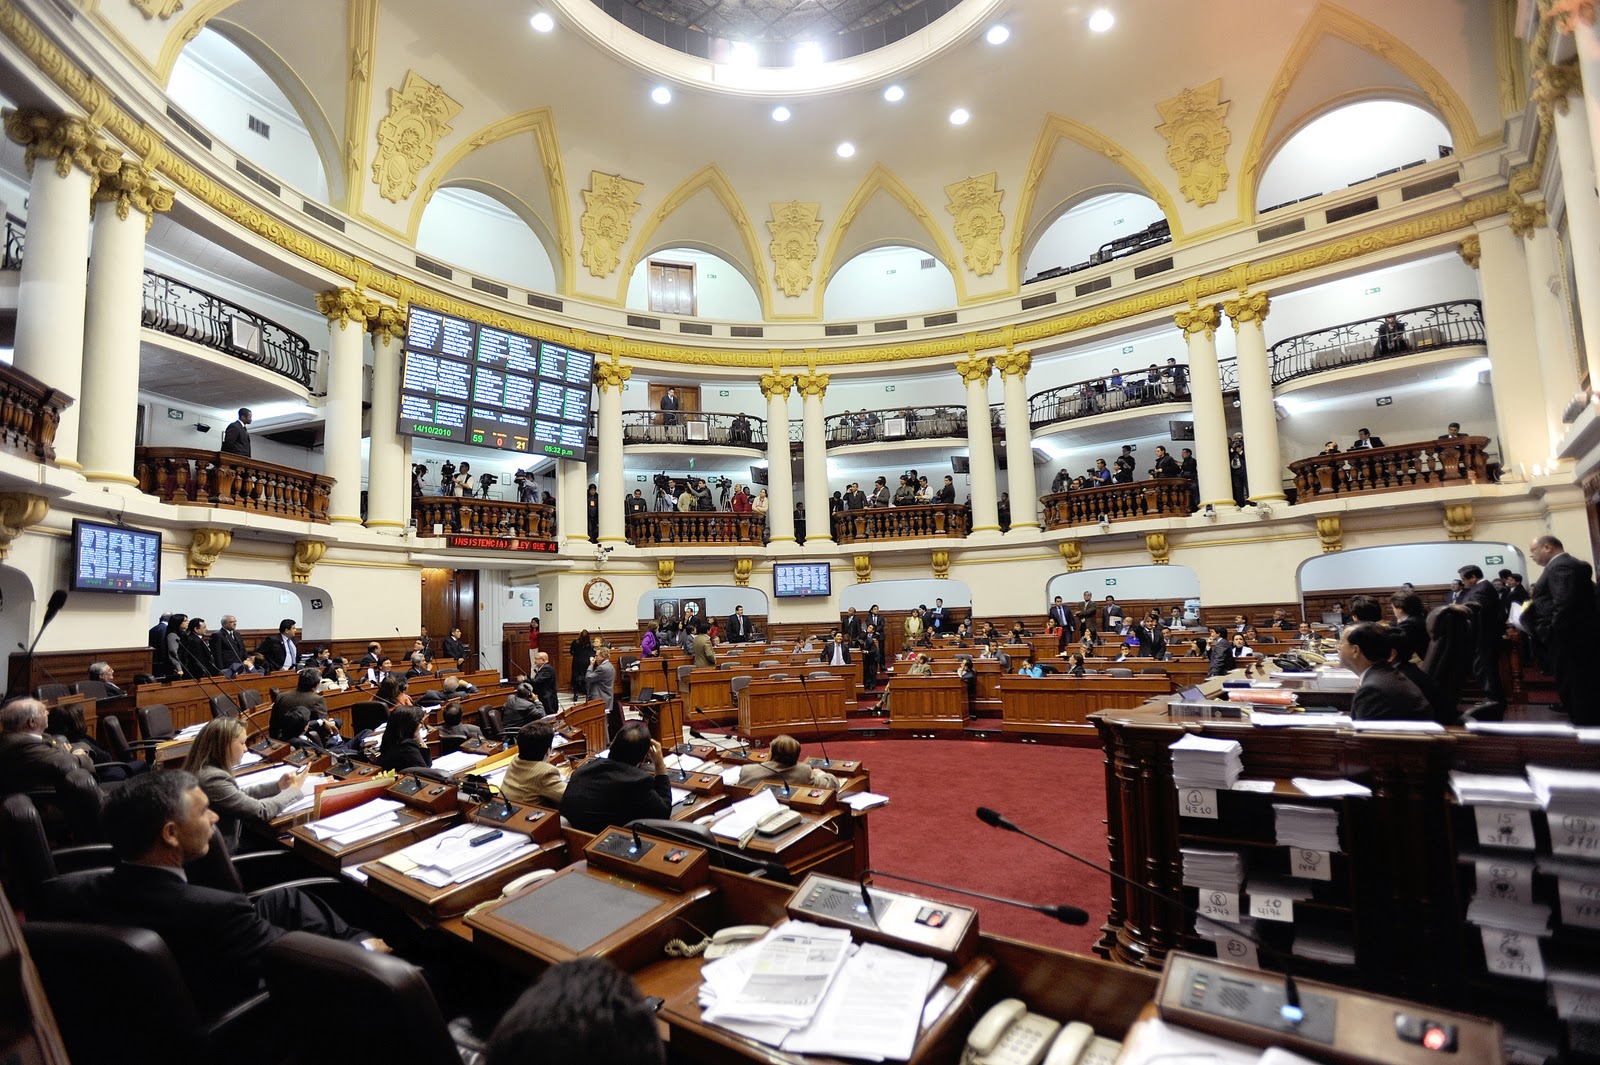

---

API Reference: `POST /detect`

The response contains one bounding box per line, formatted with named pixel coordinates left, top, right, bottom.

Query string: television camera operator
left=514, top=468, right=539, bottom=504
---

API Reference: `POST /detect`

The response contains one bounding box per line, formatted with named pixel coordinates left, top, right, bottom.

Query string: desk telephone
left=664, top=924, right=768, bottom=959
left=963, top=1000, right=1120, bottom=1065
left=756, top=808, right=802, bottom=836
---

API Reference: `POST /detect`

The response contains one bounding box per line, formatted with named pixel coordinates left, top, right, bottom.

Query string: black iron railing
left=1028, top=366, right=1191, bottom=429
left=614, top=409, right=767, bottom=447
left=1268, top=300, right=1485, bottom=387
left=1, top=217, right=316, bottom=388
left=824, top=405, right=968, bottom=446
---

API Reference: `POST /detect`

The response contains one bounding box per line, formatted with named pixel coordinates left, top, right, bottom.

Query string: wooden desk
left=636, top=696, right=686, bottom=747
left=562, top=698, right=609, bottom=751
left=886, top=674, right=968, bottom=730
left=736, top=678, right=849, bottom=742
left=998, top=676, right=1171, bottom=738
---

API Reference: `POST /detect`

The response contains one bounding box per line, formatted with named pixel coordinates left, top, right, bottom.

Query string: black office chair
left=210, top=693, right=240, bottom=718
left=136, top=702, right=175, bottom=744
left=480, top=706, right=503, bottom=739
left=102, top=714, right=164, bottom=766
left=618, top=655, right=639, bottom=672
left=71, top=679, right=110, bottom=701
left=439, top=735, right=466, bottom=757
left=34, top=682, right=69, bottom=702
left=0, top=793, right=114, bottom=914
left=349, top=700, right=389, bottom=734
left=239, top=689, right=263, bottom=713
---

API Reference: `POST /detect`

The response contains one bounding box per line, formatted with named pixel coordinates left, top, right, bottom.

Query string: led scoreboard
left=399, top=307, right=594, bottom=459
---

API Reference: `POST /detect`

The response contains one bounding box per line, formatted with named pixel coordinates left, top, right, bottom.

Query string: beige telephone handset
left=500, top=867, right=557, bottom=897
left=756, top=808, right=802, bottom=836
left=664, top=923, right=768, bottom=959
left=963, top=1000, right=1117, bottom=1065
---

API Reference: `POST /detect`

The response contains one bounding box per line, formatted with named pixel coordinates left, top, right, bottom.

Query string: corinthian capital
left=954, top=355, right=993, bottom=385
left=368, top=305, right=408, bottom=344
left=759, top=372, right=794, bottom=399
left=595, top=358, right=632, bottom=392
left=993, top=349, right=1032, bottom=379
left=93, top=160, right=174, bottom=229
left=1174, top=303, right=1221, bottom=340
left=316, top=288, right=379, bottom=330
left=794, top=372, right=830, bottom=398
left=1532, top=60, right=1582, bottom=115
left=4, top=111, right=118, bottom=184
left=1223, top=291, right=1271, bottom=329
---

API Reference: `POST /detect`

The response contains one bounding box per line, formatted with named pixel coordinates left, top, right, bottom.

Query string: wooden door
left=647, top=260, right=696, bottom=316
left=420, top=568, right=480, bottom=664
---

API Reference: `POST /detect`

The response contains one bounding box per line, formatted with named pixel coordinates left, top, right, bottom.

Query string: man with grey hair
left=0, top=698, right=100, bottom=835
left=211, top=614, right=247, bottom=673
left=86, top=661, right=126, bottom=698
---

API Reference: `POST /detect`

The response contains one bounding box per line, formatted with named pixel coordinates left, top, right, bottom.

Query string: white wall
left=1299, top=542, right=1525, bottom=592
left=416, top=187, right=558, bottom=294
left=624, top=247, right=762, bottom=320
left=1024, top=193, right=1167, bottom=278
left=168, top=29, right=330, bottom=200
left=1257, top=100, right=1451, bottom=211
left=139, top=394, right=320, bottom=471
left=838, top=579, right=972, bottom=612
left=637, top=585, right=770, bottom=620
left=1264, top=252, right=1478, bottom=345
left=156, top=579, right=329, bottom=642
left=822, top=246, right=958, bottom=320
left=1046, top=565, right=1201, bottom=604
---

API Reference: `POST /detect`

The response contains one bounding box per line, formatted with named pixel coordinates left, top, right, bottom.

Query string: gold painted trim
left=363, top=520, right=406, bottom=528
left=1493, top=0, right=1528, bottom=118
left=339, top=0, right=378, bottom=215
left=156, top=0, right=241, bottom=82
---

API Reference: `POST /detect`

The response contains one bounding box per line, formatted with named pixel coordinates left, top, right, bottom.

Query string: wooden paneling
left=737, top=677, right=850, bottom=741
left=997, top=676, right=1172, bottom=738
left=9, top=646, right=152, bottom=700
left=886, top=675, right=967, bottom=730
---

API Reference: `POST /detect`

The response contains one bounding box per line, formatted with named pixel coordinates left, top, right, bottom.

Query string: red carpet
left=823, top=738, right=1111, bottom=956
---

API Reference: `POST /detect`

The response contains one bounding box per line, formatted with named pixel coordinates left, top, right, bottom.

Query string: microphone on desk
left=864, top=868, right=1089, bottom=925
left=744, top=757, right=793, bottom=797
left=795, top=675, right=834, bottom=768
left=8, top=590, right=69, bottom=699
left=683, top=700, right=751, bottom=756
left=630, top=825, right=644, bottom=855
left=974, top=806, right=1304, bottom=1024
left=857, top=874, right=879, bottom=926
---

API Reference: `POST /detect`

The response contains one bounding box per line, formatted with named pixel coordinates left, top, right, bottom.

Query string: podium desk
left=736, top=677, right=849, bottom=742
left=561, top=697, right=609, bottom=751
left=634, top=657, right=670, bottom=696
left=636, top=696, right=686, bottom=747
left=697, top=807, right=858, bottom=882
left=886, top=674, right=968, bottom=730
left=998, top=676, right=1171, bottom=739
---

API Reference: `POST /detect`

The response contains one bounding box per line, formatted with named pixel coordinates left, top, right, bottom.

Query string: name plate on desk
left=786, top=873, right=977, bottom=964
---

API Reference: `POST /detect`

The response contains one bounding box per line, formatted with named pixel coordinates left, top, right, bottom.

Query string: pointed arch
left=157, top=0, right=246, bottom=81
left=419, top=179, right=561, bottom=293
left=405, top=108, right=575, bottom=295
left=813, top=162, right=965, bottom=317
left=1236, top=1, right=1490, bottom=220
left=617, top=163, right=771, bottom=318
left=1006, top=115, right=1181, bottom=292
left=1020, top=183, right=1162, bottom=278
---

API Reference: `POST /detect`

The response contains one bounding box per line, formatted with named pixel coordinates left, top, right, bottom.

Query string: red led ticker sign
left=446, top=535, right=558, bottom=553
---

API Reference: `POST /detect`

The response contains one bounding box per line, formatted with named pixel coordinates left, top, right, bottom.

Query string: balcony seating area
left=616, top=410, right=766, bottom=448
left=823, top=406, right=969, bottom=447
left=830, top=503, right=970, bottom=544
left=0, top=361, right=72, bottom=464
left=1029, top=368, right=1191, bottom=430
left=626, top=511, right=768, bottom=546
left=1039, top=479, right=1194, bottom=530
left=1290, top=436, right=1492, bottom=500
left=1269, top=300, right=1484, bottom=387
left=134, top=447, right=333, bottom=522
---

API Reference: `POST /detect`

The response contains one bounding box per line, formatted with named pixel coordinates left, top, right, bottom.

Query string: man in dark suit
left=1526, top=535, right=1598, bottom=724
left=819, top=631, right=853, bottom=666
left=841, top=608, right=862, bottom=643
left=659, top=388, right=679, bottom=426
left=865, top=605, right=885, bottom=636
left=210, top=614, right=247, bottom=673
left=560, top=723, right=670, bottom=833
left=39, top=771, right=384, bottom=1014
left=442, top=626, right=470, bottom=663
left=268, top=669, right=336, bottom=744
left=0, top=698, right=92, bottom=790
left=1458, top=565, right=1507, bottom=719
left=529, top=651, right=559, bottom=717
left=845, top=483, right=868, bottom=510
left=929, top=597, right=947, bottom=633
left=935, top=476, right=956, bottom=504
left=147, top=613, right=169, bottom=656
left=1338, top=623, right=1431, bottom=721
left=221, top=407, right=252, bottom=457
left=1100, top=596, right=1125, bottom=632
left=1149, top=446, right=1180, bottom=479
left=1047, top=596, right=1075, bottom=631
left=725, top=606, right=752, bottom=643
left=859, top=625, right=882, bottom=690
left=1349, top=427, right=1385, bottom=450
left=256, top=618, right=299, bottom=671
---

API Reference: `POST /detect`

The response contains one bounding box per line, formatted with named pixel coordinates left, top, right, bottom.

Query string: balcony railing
left=0, top=360, right=72, bottom=464
left=2, top=218, right=317, bottom=389
left=412, top=496, right=555, bottom=539
left=627, top=511, right=767, bottom=546
left=134, top=447, right=333, bottom=522
left=616, top=409, right=766, bottom=447
left=1269, top=300, right=1485, bottom=387
left=1289, top=436, right=1492, bottom=501
left=1029, top=368, right=1191, bottom=429
left=1039, top=479, right=1194, bottom=530
left=824, top=406, right=968, bottom=447
left=831, top=503, right=970, bottom=544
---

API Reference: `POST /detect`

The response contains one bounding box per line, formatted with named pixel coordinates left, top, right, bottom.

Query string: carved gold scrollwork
left=733, top=558, right=753, bottom=587
left=316, top=288, right=379, bottom=330
left=1156, top=80, right=1232, bottom=208
left=993, top=349, right=1032, bottom=379
left=1458, top=235, right=1482, bottom=269
left=767, top=201, right=822, bottom=297
left=1509, top=201, right=1548, bottom=238
left=371, top=71, right=461, bottom=204
left=656, top=559, right=675, bottom=588
left=793, top=372, right=830, bottom=398
left=1223, top=291, right=1271, bottom=329
left=1532, top=61, right=1582, bottom=116
left=595, top=358, right=632, bottom=392
left=94, top=160, right=174, bottom=230
left=931, top=550, right=950, bottom=579
left=1316, top=515, right=1343, bottom=554
left=1146, top=532, right=1171, bottom=566
left=1174, top=303, right=1221, bottom=341
left=759, top=372, right=794, bottom=400
left=580, top=171, right=645, bottom=278
left=853, top=554, right=871, bottom=583
left=369, top=305, right=407, bottom=344
left=291, top=539, right=327, bottom=584
left=130, top=0, right=184, bottom=18
left=1443, top=502, right=1474, bottom=542
left=186, top=528, right=231, bottom=578
left=954, top=355, right=993, bottom=385
left=1059, top=540, right=1083, bottom=572
left=944, top=172, right=1005, bottom=277
left=3, top=111, right=118, bottom=185
left=0, top=493, right=48, bottom=560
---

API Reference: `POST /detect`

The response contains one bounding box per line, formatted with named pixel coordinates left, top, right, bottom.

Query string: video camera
left=653, top=472, right=675, bottom=493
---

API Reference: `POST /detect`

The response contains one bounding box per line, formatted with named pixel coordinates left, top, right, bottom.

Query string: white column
left=1224, top=292, right=1286, bottom=503
left=79, top=161, right=171, bottom=484
left=761, top=373, right=796, bottom=544
left=796, top=372, right=831, bottom=544
left=996, top=350, right=1038, bottom=531
left=1471, top=218, right=1553, bottom=474
left=1522, top=214, right=1580, bottom=453
left=1176, top=304, right=1232, bottom=510
left=4, top=113, right=114, bottom=469
left=315, top=289, right=377, bottom=524
left=1539, top=61, right=1600, bottom=386
left=558, top=457, right=588, bottom=546
left=1573, top=20, right=1600, bottom=202
left=365, top=308, right=406, bottom=529
left=957, top=355, right=1000, bottom=534
left=401, top=436, right=415, bottom=530
left=595, top=360, right=630, bottom=543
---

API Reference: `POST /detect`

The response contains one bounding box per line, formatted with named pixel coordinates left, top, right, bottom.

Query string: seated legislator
left=375, top=707, right=431, bottom=772
left=40, top=771, right=386, bottom=1014
left=0, top=697, right=96, bottom=789
left=184, top=717, right=306, bottom=851
left=500, top=720, right=567, bottom=808
left=1339, top=623, right=1433, bottom=721
left=86, top=660, right=126, bottom=697
left=484, top=957, right=665, bottom=1065
left=269, top=668, right=341, bottom=745
left=736, top=734, right=840, bottom=791
left=438, top=699, right=483, bottom=743
left=561, top=723, right=670, bottom=834
left=501, top=682, right=544, bottom=733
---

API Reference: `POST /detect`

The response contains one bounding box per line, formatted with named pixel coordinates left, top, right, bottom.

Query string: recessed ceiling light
left=794, top=41, right=823, bottom=66
left=985, top=24, right=1010, bottom=45
left=529, top=11, right=554, bottom=32
left=730, top=41, right=758, bottom=66
left=651, top=85, right=673, bottom=105
left=883, top=84, right=905, bottom=103
left=836, top=142, right=855, bottom=158
left=1088, top=9, right=1115, bottom=32
left=771, top=105, right=791, bottom=122
left=949, top=108, right=970, bottom=125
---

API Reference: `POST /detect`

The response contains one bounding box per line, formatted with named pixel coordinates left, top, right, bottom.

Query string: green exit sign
left=1122, top=345, right=1134, bottom=354
left=1485, top=555, right=1504, bottom=565
left=1105, top=578, right=1118, bottom=586
left=885, top=385, right=896, bottom=392
left=718, top=390, right=729, bottom=397
left=1364, top=286, right=1382, bottom=295
left=167, top=408, right=184, bottom=420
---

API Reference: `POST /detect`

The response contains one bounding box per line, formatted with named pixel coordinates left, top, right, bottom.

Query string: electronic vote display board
left=399, top=306, right=595, bottom=459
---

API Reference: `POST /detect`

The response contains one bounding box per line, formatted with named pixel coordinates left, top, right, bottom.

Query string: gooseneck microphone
left=683, top=700, right=751, bottom=756
left=8, top=590, right=69, bottom=699
left=974, top=806, right=1303, bottom=1023
left=743, top=757, right=794, bottom=797
left=794, top=674, right=833, bottom=767
left=864, top=868, right=1089, bottom=925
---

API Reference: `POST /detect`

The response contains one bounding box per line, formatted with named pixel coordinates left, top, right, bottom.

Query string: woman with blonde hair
left=183, top=717, right=306, bottom=850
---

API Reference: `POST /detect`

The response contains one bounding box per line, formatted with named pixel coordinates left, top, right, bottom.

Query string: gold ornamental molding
left=1145, top=532, right=1171, bottom=565
left=1156, top=80, right=1232, bottom=208
left=759, top=371, right=794, bottom=400
left=316, top=287, right=379, bottom=329
left=580, top=171, right=644, bottom=279
left=2, top=110, right=118, bottom=186
left=767, top=200, right=822, bottom=298
left=368, top=304, right=407, bottom=343
left=1174, top=302, right=1221, bottom=341
left=656, top=558, right=675, bottom=588
left=1532, top=61, right=1582, bottom=116
left=993, top=349, right=1032, bottom=379
left=1058, top=540, right=1083, bottom=572
left=290, top=539, right=327, bottom=584
left=340, top=0, right=379, bottom=214
left=371, top=71, right=461, bottom=204
left=955, top=355, right=993, bottom=385
left=594, top=357, right=632, bottom=393
left=853, top=554, right=871, bottom=583
left=793, top=371, right=829, bottom=398
left=1509, top=201, right=1548, bottom=239
left=1223, top=290, right=1271, bottom=328
left=0, top=492, right=48, bottom=559
left=93, top=159, right=174, bottom=229
left=186, top=528, right=230, bottom=578
left=1458, top=235, right=1482, bottom=269
left=1316, top=515, right=1343, bottom=553
left=130, top=0, right=183, bottom=20
left=732, top=558, right=752, bottom=587
left=944, top=172, right=1005, bottom=277
left=931, top=550, right=950, bottom=580
left=1443, top=502, right=1474, bottom=542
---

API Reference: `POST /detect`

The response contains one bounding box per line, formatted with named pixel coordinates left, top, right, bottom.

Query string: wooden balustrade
left=0, top=361, right=71, bottom=463
left=829, top=503, right=970, bottom=544
left=626, top=511, right=766, bottom=546
left=411, top=496, right=555, bottom=539
left=134, top=447, right=333, bottom=522
left=1039, top=479, right=1193, bottom=530
left=1289, top=436, right=1491, bottom=501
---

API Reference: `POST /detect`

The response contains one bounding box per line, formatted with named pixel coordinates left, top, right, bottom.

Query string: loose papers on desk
left=380, top=825, right=536, bottom=888
left=429, top=749, right=488, bottom=776
left=1526, top=764, right=1600, bottom=814
left=1182, top=848, right=1244, bottom=892
left=664, top=753, right=707, bottom=773
left=1170, top=734, right=1243, bottom=790
left=305, top=798, right=404, bottom=844
left=1272, top=804, right=1341, bottom=852
left=841, top=791, right=889, bottom=812
left=278, top=774, right=333, bottom=816
left=709, top=789, right=783, bottom=844
left=1449, top=771, right=1540, bottom=808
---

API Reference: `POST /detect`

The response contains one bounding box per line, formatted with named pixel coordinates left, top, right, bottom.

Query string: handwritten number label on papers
left=1249, top=894, right=1293, bottom=922
left=1552, top=813, right=1600, bottom=859
left=1290, top=849, right=1332, bottom=881
left=1473, top=806, right=1534, bottom=850
left=1179, top=787, right=1218, bottom=820
left=1480, top=928, right=1544, bottom=981
left=1199, top=890, right=1239, bottom=922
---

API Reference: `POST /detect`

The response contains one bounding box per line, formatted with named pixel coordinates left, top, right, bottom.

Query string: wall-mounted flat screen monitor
left=773, top=562, right=831, bottom=599
left=71, top=519, right=161, bottom=594
left=399, top=306, right=594, bottom=460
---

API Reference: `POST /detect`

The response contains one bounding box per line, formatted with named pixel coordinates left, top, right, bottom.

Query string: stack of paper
left=664, top=752, right=707, bottom=773
left=1291, top=930, right=1357, bottom=965
left=1526, top=765, right=1600, bottom=816
left=278, top=773, right=333, bottom=816
left=174, top=723, right=206, bottom=740
left=1448, top=771, right=1540, bottom=807
left=429, top=749, right=488, bottom=776
left=1170, top=734, right=1244, bottom=790
left=304, top=798, right=405, bottom=846
left=1181, top=847, right=1244, bottom=892
left=841, top=792, right=889, bottom=812
left=709, top=790, right=784, bottom=843
left=1465, top=720, right=1577, bottom=738
left=1273, top=804, right=1341, bottom=852
left=1244, top=877, right=1315, bottom=905
left=385, top=825, right=536, bottom=888
left=1467, top=898, right=1552, bottom=935
left=1250, top=712, right=1350, bottom=729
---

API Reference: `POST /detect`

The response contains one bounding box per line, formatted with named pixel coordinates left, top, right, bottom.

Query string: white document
left=721, top=766, right=743, bottom=786
left=781, top=942, right=946, bottom=1062
left=1451, top=772, right=1540, bottom=808
left=327, top=810, right=403, bottom=846
left=1349, top=719, right=1444, bottom=733
left=391, top=825, right=536, bottom=888
left=278, top=774, right=333, bottom=816
left=841, top=791, right=889, bottom=812
left=430, top=750, right=489, bottom=775
left=306, top=798, right=403, bottom=840
left=669, top=786, right=691, bottom=807
left=235, top=750, right=265, bottom=767
left=664, top=753, right=706, bottom=773
left=710, top=789, right=783, bottom=842
left=1230, top=780, right=1277, bottom=793
left=1170, top=734, right=1244, bottom=754
left=703, top=921, right=853, bottom=1029
left=1291, top=777, right=1372, bottom=798
left=1465, top=720, right=1577, bottom=737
